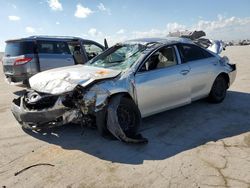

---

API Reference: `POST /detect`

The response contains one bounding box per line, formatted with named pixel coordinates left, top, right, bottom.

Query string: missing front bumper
left=11, top=96, right=80, bottom=129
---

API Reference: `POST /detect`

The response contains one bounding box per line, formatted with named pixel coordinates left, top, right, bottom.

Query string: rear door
left=176, top=43, right=217, bottom=100
left=37, top=40, right=74, bottom=71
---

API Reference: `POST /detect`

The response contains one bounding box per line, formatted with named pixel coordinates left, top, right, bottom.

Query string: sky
left=0, top=0, right=250, bottom=51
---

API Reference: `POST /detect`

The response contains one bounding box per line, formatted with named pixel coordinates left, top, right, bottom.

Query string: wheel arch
left=108, top=91, right=141, bottom=118
left=108, top=91, right=134, bottom=101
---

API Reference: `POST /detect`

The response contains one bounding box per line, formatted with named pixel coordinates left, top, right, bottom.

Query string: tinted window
left=177, top=44, right=213, bottom=63
left=139, top=46, right=177, bottom=72
left=38, top=41, right=71, bottom=54
left=83, top=43, right=103, bottom=60
left=5, top=41, right=34, bottom=56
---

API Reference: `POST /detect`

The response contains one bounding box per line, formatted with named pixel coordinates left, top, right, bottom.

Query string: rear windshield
left=5, top=41, right=34, bottom=57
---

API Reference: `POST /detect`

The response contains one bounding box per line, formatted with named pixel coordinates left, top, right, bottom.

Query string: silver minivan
left=2, top=36, right=105, bottom=84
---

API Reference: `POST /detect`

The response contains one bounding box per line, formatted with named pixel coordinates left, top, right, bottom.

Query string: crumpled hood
left=29, top=65, right=121, bottom=95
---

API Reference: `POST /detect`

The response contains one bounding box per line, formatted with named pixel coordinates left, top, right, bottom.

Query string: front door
left=135, top=45, right=191, bottom=117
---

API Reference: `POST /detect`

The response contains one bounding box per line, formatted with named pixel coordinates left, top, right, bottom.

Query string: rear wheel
left=208, top=75, right=228, bottom=103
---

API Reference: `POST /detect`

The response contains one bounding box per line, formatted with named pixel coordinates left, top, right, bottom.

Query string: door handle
left=180, top=70, right=190, bottom=75
left=66, top=58, right=72, bottom=62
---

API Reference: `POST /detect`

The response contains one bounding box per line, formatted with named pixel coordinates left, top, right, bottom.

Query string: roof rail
left=28, top=35, right=81, bottom=39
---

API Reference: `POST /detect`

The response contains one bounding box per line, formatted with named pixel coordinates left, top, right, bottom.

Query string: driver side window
left=139, top=46, right=177, bottom=72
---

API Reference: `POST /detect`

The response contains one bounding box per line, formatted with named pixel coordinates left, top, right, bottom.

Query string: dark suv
left=2, top=36, right=105, bottom=83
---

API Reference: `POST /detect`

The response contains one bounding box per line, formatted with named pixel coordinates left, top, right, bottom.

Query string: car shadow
left=23, top=91, right=250, bottom=164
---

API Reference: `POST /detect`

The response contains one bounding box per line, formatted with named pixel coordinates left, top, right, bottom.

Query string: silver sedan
left=11, top=37, right=236, bottom=143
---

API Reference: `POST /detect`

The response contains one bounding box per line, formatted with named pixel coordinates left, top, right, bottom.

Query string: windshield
left=88, top=44, right=146, bottom=70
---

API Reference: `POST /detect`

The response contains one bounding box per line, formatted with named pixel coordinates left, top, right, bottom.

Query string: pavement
left=0, top=46, right=249, bottom=188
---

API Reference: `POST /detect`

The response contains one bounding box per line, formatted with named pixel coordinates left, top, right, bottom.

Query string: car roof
left=124, top=37, right=193, bottom=45
left=5, top=35, right=87, bottom=43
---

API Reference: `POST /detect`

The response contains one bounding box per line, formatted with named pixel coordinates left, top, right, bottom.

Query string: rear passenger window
left=38, top=41, right=71, bottom=54
left=177, top=44, right=213, bottom=63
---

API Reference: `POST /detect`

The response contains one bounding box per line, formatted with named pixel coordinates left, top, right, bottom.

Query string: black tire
left=116, top=97, right=141, bottom=137
left=208, top=76, right=227, bottom=103
left=96, top=96, right=141, bottom=138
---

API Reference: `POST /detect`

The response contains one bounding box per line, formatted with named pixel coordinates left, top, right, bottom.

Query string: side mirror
left=104, top=38, right=108, bottom=49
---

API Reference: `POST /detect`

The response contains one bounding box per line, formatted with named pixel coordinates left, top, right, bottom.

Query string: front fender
left=95, top=76, right=138, bottom=106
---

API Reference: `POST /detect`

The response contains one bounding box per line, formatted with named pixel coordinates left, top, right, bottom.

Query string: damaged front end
left=11, top=83, right=108, bottom=130
left=11, top=44, right=150, bottom=143
left=11, top=82, right=148, bottom=144
left=11, top=90, right=83, bottom=130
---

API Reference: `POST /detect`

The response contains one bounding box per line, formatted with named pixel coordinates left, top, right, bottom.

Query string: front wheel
left=116, top=97, right=141, bottom=137
left=96, top=95, right=141, bottom=138
left=208, top=76, right=228, bottom=103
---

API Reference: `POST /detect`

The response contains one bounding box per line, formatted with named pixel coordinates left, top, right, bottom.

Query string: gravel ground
left=0, top=46, right=249, bottom=188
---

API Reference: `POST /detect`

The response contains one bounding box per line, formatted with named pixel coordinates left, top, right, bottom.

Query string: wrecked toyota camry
left=11, top=37, right=237, bottom=143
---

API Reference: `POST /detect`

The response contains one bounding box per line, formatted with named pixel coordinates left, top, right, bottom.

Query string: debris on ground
left=14, top=163, right=55, bottom=176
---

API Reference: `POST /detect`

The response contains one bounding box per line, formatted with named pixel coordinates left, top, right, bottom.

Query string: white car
left=11, top=37, right=236, bottom=143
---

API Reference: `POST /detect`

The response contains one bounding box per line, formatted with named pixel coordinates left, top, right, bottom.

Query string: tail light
left=14, top=57, right=32, bottom=66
